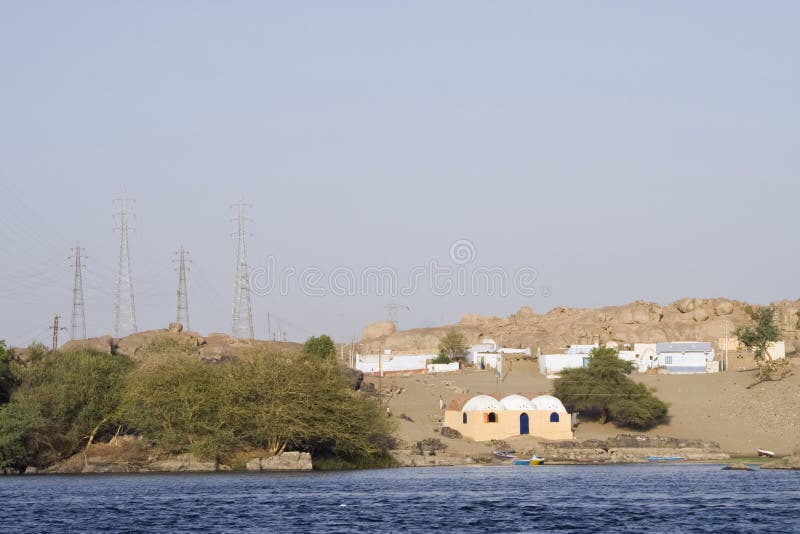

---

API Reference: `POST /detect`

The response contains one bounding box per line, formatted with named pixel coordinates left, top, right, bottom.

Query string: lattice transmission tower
left=175, top=245, right=190, bottom=331
left=69, top=241, right=86, bottom=340
left=231, top=198, right=254, bottom=339
left=113, top=190, right=137, bottom=337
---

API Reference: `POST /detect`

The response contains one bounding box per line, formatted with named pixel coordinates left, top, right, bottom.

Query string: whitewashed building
left=537, top=344, right=599, bottom=377
left=655, top=342, right=715, bottom=374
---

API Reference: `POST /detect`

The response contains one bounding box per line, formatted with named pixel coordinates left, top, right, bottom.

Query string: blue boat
left=646, top=455, right=685, bottom=462
left=513, top=456, right=545, bottom=466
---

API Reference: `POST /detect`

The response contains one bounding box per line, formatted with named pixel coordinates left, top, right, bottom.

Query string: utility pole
left=69, top=242, right=86, bottom=340
left=50, top=314, right=66, bottom=351
left=113, top=189, right=137, bottom=337
left=385, top=302, right=410, bottom=329
left=231, top=198, right=254, bottom=339
left=175, top=245, right=190, bottom=331
left=725, top=320, right=729, bottom=372
left=267, top=312, right=272, bottom=340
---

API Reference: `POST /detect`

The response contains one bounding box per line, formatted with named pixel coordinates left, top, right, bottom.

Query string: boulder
left=676, top=298, right=696, bottom=313
left=440, top=426, right=463, bottom=439
left=23, top=467, right=38, bottom=475
left=245, top=458, right=262, bottom=471
left=693, top=308, right=710, bottom=322
left=147, top=453, right=217, bottom=472
left=168, top=322, right=184, bottom=333
left=362, top=321, right=396, bottom=340
left=260, top=451, right=313, bottom=471
left=723, top=463, right=753, bottom=471
left=714, top=301, right=734, bottom=316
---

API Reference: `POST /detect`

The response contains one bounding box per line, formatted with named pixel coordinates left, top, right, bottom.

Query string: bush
left=0, top=349, right=134, bottom=469
left=553, top=347, right=667, bottom=429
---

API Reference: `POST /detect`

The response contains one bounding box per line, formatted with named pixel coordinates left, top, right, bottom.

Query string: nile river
left=1, top=464, right=798, bottom=532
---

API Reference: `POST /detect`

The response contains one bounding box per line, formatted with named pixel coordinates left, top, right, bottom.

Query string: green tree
left=553, top=347, right=667, bottom=429
left=303, top=335, right=336, bottom=360
left=0, top=349, right=134, bottom=469
left=439, top=331, right=469, bottom=360
left=0, top=340, right=16, bottom=404
left=735, top=306, right=787, bottom=383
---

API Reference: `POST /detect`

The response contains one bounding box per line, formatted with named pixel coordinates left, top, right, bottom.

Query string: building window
left=462, top=413, right=467, bottom=424
left=665, top=355, right=673, bottom=365
left=550, top=412, right=559, bottom=423
left=487, top=412, right=497, bottom=423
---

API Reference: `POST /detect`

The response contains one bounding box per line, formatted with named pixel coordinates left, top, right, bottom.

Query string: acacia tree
left=735, top=306, right=788, bottom=386
left=438, top=331, right=469, bottom=360
left=553, top=347, right=667, bottom=429
left=303, top=335, right=336, bottom=360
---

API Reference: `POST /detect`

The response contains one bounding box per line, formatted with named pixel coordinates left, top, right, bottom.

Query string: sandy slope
left=367, top=359, right=800, bottom=457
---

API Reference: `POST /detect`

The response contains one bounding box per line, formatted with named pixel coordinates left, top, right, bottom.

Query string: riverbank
left=369, top=359, right=800, bottom=457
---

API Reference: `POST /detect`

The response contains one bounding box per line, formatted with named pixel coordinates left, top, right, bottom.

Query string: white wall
left=355, top=353, right=434, bottom=374
left=538, top=354, right=586, bottom=377
left=427, top=362, right=460, bottom=373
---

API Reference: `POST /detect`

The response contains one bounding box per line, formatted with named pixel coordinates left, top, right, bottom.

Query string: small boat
left=757, top=449, right=775, bottom=458
left=646, top=455, right=685, bottom=462
left=493, top=448, right=516, bottom=460
left=513, top=455, right=546, bottom=466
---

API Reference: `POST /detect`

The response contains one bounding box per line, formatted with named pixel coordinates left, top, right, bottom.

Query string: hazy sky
left=1, top=2, right=798, bottom=347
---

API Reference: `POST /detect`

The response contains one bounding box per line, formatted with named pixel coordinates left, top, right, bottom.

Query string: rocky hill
left=361, top=297, right=800, bottom=355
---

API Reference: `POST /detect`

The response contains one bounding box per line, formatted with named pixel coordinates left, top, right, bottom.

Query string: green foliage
left=439, top=331, right=469, bottom=360
left=0, top=349, right=134, bottom=469
left=302, top=335, right=336, bottom=360
left=553, top=347, right=667, bottom=429
left=139, top=334, right=199, bottom=357
left=735, top=306, right=784, bottom=378
left=25, top=341, right=48, bottom=362
left=0, top=340, right=16, bottom=404
left=431, top=353, right=451, bottom=364
left=119, top=349, right=396, bottom=465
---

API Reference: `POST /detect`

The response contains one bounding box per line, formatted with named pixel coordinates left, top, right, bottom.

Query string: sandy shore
left=367, top=359, right=800, bottom=457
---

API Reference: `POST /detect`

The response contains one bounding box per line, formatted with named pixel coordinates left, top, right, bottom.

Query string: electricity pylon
left=113, top=190, right=137, bottom=337
left=231, top=198, right=254, bottom=339
left=69, top=242, right=86, bottom=340
left=175, top=245, right=190, bottom=331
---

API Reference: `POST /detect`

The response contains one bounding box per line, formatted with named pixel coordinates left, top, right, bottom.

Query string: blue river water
left=1, top=464, right=798, bottom=533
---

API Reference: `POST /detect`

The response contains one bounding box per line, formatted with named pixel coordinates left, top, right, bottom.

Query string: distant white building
left=537, top=344, right=598, bottom=377
left=355, top=350, right=437, bottom=375
left=467, top=339, right=531, bottom=374
left=655, top=342, right=715, bottom=374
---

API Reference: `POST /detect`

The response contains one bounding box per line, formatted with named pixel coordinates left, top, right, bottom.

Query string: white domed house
left=444, top=393, right=573, bottom=442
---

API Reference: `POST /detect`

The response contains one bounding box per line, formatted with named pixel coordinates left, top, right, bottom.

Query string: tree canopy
left=439, top=331, right=469, bottom=360
left=303, top=335, right=336, bottom=360
left=0, top=340, right=15, bottom=404
left=552, top=347, right=667, bottom=429
left=735, top=306, right=788, bottom=383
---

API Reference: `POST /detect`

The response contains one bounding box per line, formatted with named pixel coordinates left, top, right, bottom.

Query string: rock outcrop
left=245, top=452, right=313, bottom=471
left=539, top=434, right=729, bottom=463
left=360, top=298, right=800, bottom=357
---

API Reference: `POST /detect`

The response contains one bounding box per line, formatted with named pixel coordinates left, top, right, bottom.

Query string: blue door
left=520, top=413, right=529, bottom=435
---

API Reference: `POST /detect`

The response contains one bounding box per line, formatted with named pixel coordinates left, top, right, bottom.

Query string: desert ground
left=366, top=358, right=800, bottom=457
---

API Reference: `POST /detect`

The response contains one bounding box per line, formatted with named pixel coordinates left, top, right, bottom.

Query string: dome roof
left=462, top=395, right=503, bottom=412
left=530, top=395, right=567, bottom=412
left=500, top=394, right=534, bottom=411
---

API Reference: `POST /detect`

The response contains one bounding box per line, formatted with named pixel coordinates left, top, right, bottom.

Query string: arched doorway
left=519, top=413, right=529, bottom=435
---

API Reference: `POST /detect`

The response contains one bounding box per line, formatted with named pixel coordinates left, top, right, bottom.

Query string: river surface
left=1, top=464, right=798, bottom=533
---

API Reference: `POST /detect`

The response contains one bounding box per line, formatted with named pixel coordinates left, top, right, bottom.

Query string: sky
left=1, top=2, right=798, bottom=347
